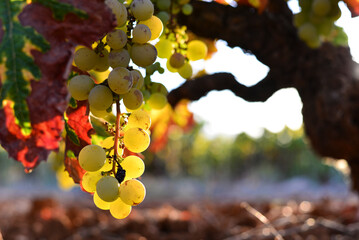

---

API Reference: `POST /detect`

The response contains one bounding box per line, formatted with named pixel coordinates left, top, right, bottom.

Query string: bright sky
left=153, top=1, right=359, bottom=138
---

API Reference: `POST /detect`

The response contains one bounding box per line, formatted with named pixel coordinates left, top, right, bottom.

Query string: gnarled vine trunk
left=168, top=0, right=359, bottom=190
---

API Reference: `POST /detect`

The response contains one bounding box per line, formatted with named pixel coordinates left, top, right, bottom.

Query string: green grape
left=294, top=12, right=309, bottom=27
left=130, top=0, right=154, bottom=21
left=312, top=0, right=331, bottom=17
left=121, top=155, right=145, bottom=179
left=109, top=197, right=132, bottom=219
left=178, top=62, right=193, bottom=79
left=132, top=24, right=152, bottom=44
left=74, top=48, right=98, bottom=71
left=155, top=38, right=173, bottom=59
left=130, top=43, right=157, bottom=68
left=150, top=82, right=168, bottom=95
left=147, top=92, right=167, bottom=109
left=93, top=49, right=109, bottom=72
left=108, top=67, right=133, bottom=94
left=187, top=40, right=208, bottom=61
left=182, top=4, right=193, bottom=15
left=105, top=0, right=128, bottom=26
left=130, top=70, right=144, bottom=89
left=124, top=128, right=150, bottom=153
left=157, top=11, right=170, bottom=25
left=106, top=29, right=128, bottom=50
left=166, top=59, right=178, bottom=73
left=298, top=22, right=318, bottom=42
left=123, top=88, right=144, bottom=110
left=139, top=16, right=163, bottom=41
left=88, top=85, right=113, bottom=110
left=119, top=179, right=146, bottom=206
left=90, top=106, right=110, bottom=119
left=94, top=191, right=111, bottom=210
left=79, top=145, right=106, bottom=172
left=157, top=0, right=170, bottom=10
left=68, top=75, right=94, bottom=101
left=299, top=0, right=312, bottom=11
left=96, top=176, right=119, bottom=202
left=108, top=49, right=130, bottom=68
left=127, top=109, right=151, bottom=130
left=316, top=19, right=334, bottom=35
left=307, top=37, right=321, bottom=48
left=169, top=53, right=185, bottom=68
left=81, top=171, right=102, bottom=193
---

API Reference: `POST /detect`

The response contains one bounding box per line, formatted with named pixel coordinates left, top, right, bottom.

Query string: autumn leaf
left=344, top=0, right=359, bottom=17
left=65, top=100, right=94, bottom=184
left=150, top=101, right=195, bottom=153
left=0, top=0, right=116, bottom=171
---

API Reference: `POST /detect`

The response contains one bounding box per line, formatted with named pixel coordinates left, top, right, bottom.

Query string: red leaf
left=0, top=0, right=115, bottom=171
left=344, top=0, right=359, bottom=17
left=65, top=100, right=94, bottom=184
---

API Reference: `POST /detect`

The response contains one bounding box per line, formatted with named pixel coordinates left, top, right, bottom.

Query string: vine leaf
left=344, top=0, right=359, bottom=17
left=32, top=0, right=87, bottom=20
left=0, top=0, right=49, bottom=130
left=65, top=100, right=94, bottom=184
left=0, top=0, right=116, bottom=172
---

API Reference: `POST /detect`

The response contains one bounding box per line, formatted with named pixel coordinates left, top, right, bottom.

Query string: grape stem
left=112, top=99, right=121, bottom=174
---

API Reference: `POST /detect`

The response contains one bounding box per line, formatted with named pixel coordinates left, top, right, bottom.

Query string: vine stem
left=112, top=99, right=121, bottom=174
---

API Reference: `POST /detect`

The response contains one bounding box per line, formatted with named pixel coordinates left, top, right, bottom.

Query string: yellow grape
left=121, top=155, right=145, bottom=179
left=151, top=82, right=168, bottom=95
left=139, top=16, right=163, bottom=41
left=130, top=70, right=144, bottom=89
left=156, top=38, right=173, bottom=59
left=127, top=109, right=151, bottom=130
left=74, top=48, right=98, bottom=71
left=109, top=197, right=132, bottom=219
left=108, top=67, right=133, bottom=94
left=93, top=191, right=111, bottom=210
left=93, top=49, right=109, bottom=72
left=312, top=0, right=331, bottom=17
left=90, top=106, right=110, bottom=119
left=187, top=40, right=208, bottom=61
left=130, top=0, right=154, bottom=21
left=88, top=85, right=113, bottom=110
left=68, top=75, right=94, bottom=101
left=148, top=92, right=167, bottom=109
left=130, top=43, right=157, bottom=67
left=96, top=176, right=119, bottom=202
left=109, top=49, right=130, bottom=68
left=132, top=24, right=152, bottom=44
left=119, top=179, right=146, bottom=206
left=106, top=29, right=128, bottom=50
left=79, top=145, right=106, bottom=172
left=123, top=88, right=144, bottom=110
left=56, top=167, right=75, bottom=190
left=169, top=53, right=185, bottom=68
left=124, top=128, right=150, bottom=153
left=298, top=23, right=318, bottom=42
left=105, top=0, right=128, bottom=26
left=178, top=62, right=193, bottom=79
left=81, top=171, right=102, bottom=193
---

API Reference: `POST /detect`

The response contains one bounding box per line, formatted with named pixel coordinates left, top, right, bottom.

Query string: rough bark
left=169, top=0, right=359, bottom=190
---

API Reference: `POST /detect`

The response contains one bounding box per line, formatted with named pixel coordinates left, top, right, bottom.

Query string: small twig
left=240, top=202, right=284, bottom=240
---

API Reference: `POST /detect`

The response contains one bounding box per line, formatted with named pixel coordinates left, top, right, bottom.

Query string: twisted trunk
left=168, top=0, right=359, bottom=190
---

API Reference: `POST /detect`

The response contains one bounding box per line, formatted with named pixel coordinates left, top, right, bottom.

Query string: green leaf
left=65, top=121, right=80, bottom=146
left=0, top=0, right=49, bottom=130
left=332, top=26, right=348, bottom=47
left=33, top=0, right=88, bottom=20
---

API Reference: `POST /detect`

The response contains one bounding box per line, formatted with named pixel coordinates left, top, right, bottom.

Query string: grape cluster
left=67, top=0, right=170, bottom=219
left=294, top=0, right=341, bottom=48
left=151, top=0, right=208, bottom=79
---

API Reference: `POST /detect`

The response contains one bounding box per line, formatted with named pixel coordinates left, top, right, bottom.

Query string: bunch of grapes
left=151, top=0, right=208, bottom=80
left=67, top=0, right=171, bottom=219
left=294, top=0, right=341, bottom=48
